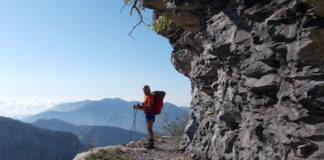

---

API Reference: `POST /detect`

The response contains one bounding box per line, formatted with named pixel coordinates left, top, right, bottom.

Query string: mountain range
left=0, top=98, right=190, bottom=160
left=32, top=118, right=145, bottom=147
left=0, top=116, right=84, bottom=160
left=24, top=98, right=190, bottom=133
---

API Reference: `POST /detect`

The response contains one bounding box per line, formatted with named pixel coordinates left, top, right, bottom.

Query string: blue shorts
left=145, top=113, right=155, bottom=122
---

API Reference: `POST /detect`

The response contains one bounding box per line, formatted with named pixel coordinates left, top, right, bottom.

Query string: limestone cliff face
left=143, top=0, right=324, bottom=159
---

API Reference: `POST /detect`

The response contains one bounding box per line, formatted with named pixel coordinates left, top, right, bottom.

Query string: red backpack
left=152, top=91, right=166, bottom=114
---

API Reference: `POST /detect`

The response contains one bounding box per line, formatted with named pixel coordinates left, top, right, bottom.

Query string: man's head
left=143, top=85, right=151, bottom=95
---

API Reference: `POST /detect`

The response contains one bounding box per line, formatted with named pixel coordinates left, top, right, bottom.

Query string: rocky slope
left=0, top=116, right=85, bottom=160
left=143, top=0, right=324, bottom=159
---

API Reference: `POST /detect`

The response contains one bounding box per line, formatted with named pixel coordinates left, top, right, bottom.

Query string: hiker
left=133, top=85, right=155, bottom=149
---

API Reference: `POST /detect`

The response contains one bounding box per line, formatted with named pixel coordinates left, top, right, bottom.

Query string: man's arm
left=134, top=105, right=147, bottom=110
left=134, top=99, right=153, bottom=110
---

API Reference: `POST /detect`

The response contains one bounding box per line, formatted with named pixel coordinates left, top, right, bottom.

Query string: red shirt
left=143, top=95, right=154, bottom=114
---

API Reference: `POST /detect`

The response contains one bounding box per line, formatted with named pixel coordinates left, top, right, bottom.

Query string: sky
left=0, top=0, right=191, bottom=117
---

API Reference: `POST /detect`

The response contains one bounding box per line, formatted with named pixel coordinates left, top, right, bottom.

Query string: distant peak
left=101, top=97, right=125, bottom=102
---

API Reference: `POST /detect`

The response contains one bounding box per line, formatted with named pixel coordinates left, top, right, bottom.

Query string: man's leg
left=145, top=113, right=155, bottom=149
left=146, top=120, right=154, bottom=140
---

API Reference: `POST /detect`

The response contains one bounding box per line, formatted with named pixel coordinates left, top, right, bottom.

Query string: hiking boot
left=145, top=142, right=155, bottom=149
left=143, top=138, right=154, bottom=145
left=144, top=139, right=154, bottom=149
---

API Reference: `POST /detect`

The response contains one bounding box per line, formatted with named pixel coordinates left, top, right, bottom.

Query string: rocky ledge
left=73, top=137, right=192, bottom=160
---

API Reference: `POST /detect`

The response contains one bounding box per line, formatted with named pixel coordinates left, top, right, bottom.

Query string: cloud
left=0, top=99, right=58, bottom=117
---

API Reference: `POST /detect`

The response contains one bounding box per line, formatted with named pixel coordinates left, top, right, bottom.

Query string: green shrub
left=159, top=111, right=189, bottom=136
left=151, top=16, right=174, bottom=32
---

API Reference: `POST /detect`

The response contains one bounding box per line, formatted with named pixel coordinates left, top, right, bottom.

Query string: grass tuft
left=85, top=148, right=131, bottom=160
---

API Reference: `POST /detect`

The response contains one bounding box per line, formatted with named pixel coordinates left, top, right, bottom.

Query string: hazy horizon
left=0, top=97, right=191, bottom=118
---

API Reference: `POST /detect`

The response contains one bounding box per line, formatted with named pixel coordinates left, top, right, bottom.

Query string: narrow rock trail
left=73, top=137, right=192, bottom=160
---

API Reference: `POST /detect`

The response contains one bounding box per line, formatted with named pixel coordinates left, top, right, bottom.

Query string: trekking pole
left=129, top=107, right=137, bottom=141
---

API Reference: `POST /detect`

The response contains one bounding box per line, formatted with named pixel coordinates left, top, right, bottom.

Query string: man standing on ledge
left=133, top=85, right=155, bottom=149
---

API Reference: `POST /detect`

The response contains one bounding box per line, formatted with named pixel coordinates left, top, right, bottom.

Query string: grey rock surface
left=144, top=0, right=324, bottom=159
